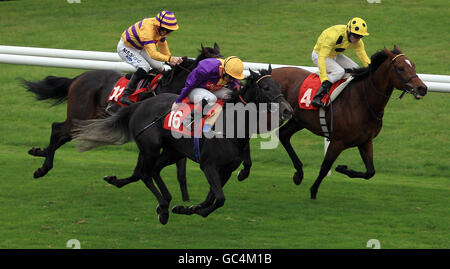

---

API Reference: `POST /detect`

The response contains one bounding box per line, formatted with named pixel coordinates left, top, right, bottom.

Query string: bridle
left=362, top=52, right=419, bottom=120
left=390, top=54, right=419, bottom=98
left=238, top=74, right=284, bottom=105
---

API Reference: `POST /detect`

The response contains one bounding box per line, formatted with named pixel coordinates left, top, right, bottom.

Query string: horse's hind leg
left=172, top=189, right=215, bottom=215
left=278, top=119, right=304, bottom=185
left=176, top=158, right=190, bottom=201
left=310, top=140, right=345, bottom=199
left=32, top=121, right=71, bottom=178
left=140, top=153, right=171, bottom=225
left=104, top=153, right=143, bottom=188
left=335, top=140, right=375, bottom=179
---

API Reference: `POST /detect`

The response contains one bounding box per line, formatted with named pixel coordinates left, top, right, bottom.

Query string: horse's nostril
left=418, top=86, right=428, bottom=95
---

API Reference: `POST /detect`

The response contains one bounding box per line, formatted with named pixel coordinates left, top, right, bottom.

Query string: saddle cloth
left=107, top=74, right=162, bottom=106
left=298, top=73, right=354, bottom=110
left=163, top=98, right=224, bottom=137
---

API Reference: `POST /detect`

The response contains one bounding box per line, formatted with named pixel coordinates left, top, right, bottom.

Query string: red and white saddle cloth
left=298, top=73, right=352, bottom=110
left=163, top=98, right=224, bottom=137
left=107, top=74, right=162, bottom=106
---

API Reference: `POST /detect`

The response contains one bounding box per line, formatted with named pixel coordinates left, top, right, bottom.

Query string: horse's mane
left=228, top=68, right=272, bottom=103
left=347, top=48, right=402, bottom=81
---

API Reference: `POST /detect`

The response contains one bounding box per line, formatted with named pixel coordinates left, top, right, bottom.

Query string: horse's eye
left=398, top=67, right=405, bottom=72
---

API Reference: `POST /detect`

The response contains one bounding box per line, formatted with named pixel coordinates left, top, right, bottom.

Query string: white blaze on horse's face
left=405, top=59, right=412, bottom=67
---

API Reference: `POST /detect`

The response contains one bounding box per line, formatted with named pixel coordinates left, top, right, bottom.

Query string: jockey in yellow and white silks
left=117, top=10, right=183, bottom=105
left=311, top=17, right=371, bottom=108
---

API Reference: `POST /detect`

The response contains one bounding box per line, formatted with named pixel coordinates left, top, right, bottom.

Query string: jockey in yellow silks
left=311, top=17, right=371, bottom=108
left=117, top=10, right=183, bottom=105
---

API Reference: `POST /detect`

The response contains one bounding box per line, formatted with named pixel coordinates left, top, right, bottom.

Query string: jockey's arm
left=144, top=43, right=171, bottom=63
left=157, top=39, right=171, bottom=58
left=354, top=40, right=371, bottom=67
left=175, top=67, right=208, bottom=103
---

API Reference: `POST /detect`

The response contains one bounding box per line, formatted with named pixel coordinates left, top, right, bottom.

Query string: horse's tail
left=20, top=76, right=77, bottom=106
left=72, top=104, right=139, bottom=152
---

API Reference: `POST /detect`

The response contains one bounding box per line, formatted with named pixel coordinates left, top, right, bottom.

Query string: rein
left=362, top=53, right=418, bottom=121
left=238, top=74, right=283, bottom=105
left=162, top=61, right=193, bottom=86
left=134, top=109, right=171, bottom=139
left=390, top=54, right=419, bottom=99
left=362, top=63, right=390, bottom=121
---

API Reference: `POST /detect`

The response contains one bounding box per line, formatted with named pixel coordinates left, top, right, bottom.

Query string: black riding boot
left=119, top=68, right=147, bottom=105
left=311, top=80, right=332, bottom=108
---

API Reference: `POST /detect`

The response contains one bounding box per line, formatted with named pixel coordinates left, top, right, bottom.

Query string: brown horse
left=22, top=44, right=222, bottom=195
left=270, top=46, right=427, bottom=199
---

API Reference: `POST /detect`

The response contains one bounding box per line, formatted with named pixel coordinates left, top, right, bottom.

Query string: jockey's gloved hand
left=321, top=80, right=332, bottom=90
left=171, top=102, right=180, bottom=111
left=169, top=56, right=183, bottom=66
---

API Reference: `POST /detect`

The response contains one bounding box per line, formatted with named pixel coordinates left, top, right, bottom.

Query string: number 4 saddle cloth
left=298, top=73, right=354, bottom=110
left=163, top=98, right=224, bottom=137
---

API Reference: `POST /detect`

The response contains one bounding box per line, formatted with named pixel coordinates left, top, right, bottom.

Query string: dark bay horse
left=270, top=46, right=427, bottom=199
left=22, top=44, right=222, bottom=192
left=73, top=68, right=293, bottom=224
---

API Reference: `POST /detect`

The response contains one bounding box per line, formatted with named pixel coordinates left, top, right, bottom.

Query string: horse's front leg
left=237, top=141, right=251, bottom=181
left=172, top=189, right=215, bottom=215
left=278, top=119, right=304, bottom=185
left=335, top=140, right=375, bottom=179
left=310, top=140, right=345, bottom=199
left=194, top=168, right=232, bottom=218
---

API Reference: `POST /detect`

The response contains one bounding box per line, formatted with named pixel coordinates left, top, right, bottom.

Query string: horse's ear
left=268, top=64, right=272, bottom=74
left=214, top=42, right=220, bottom=52
left=384, top=46, right=393, bottom=58
left=201, top=43, right=205, bottom=51
left=249, top=68, right=258, bottom=78
left=393, top=44, right=402, bottom=54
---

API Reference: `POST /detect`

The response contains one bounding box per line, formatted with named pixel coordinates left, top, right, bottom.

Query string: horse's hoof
left=310, top=187, right=317, bottom=200
left=293, top=171, right=304, bottom=185
left=33, top=168, right=47, bottom=179
left=158, top=214, right=169, bottom=225
left=171, top=205, right=185, bottom=214
left=237, top=169, right=249, bottom=181
left=335, top=165, right=348, bottom=174
left=28, top=147, right=45, bottom=157
left=195, top=208, right=209, bottom=218
left=156, top=205, right=169, bottom=224
left=103, top=175, right=117, bottom=185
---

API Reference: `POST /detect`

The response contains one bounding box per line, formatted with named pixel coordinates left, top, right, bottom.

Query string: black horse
left=22, top=44, right=222, bottom=201
left=73, top=67, right=293, bottom=224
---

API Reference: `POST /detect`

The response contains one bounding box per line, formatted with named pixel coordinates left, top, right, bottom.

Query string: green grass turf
left=0, top=0, right=448, bottom=249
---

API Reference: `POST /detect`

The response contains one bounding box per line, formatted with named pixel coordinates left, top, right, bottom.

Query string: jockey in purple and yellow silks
left=311, top=17, right=371, bottom=108
left=117, top=10, right=183, bottom=105
left=171, top=56, right=245, bottom=132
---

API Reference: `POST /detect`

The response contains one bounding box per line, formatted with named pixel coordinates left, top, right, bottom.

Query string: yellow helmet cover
left=347, top=17, right=369, bottom=36
left=222, top=56, right=245, bottom=80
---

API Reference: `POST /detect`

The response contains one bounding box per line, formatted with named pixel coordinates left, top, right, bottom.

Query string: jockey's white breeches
left=311, top=50, right=359, bottom=83
left=117, top=38, right=165, bottom=72
left=188, top=87, right=233, bottom=104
